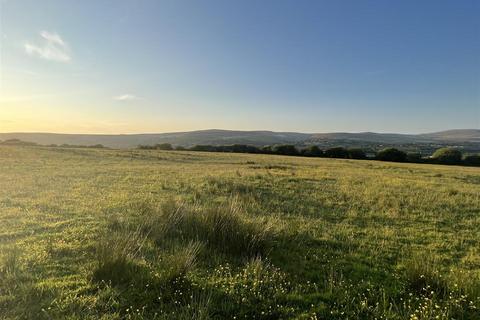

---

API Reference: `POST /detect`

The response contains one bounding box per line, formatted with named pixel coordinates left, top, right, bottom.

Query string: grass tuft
left=0, top=246, right=21, bottom=276
left=152, top=197, right=275, bottom=257
left=163, top=241, right=203, bottom=281
left=403, top=252, right=449, bottom=296
left=92, top=226, right=149, bottom=285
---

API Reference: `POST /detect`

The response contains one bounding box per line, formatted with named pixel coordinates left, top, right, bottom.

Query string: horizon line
left=0, top=128, right=477, bottom=136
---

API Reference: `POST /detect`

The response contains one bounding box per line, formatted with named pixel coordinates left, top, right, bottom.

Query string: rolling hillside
left=0, top=146, right=479, bottom=319
left=0, top=129, right=478, bottom=149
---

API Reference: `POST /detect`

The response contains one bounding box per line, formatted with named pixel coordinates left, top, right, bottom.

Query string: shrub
left=272, top=145, right=299, bottom=156
left=261, top=146, right=273, bottom=154
left=175, top=146, right=187, bottom=151
left=155, top=143, right=173, bottom=150
left=463, top=154, right=480, bottom=166
left=137, top=145, right=155, bottom=150
left=376, top=148, right=407, bottom=162
left=407, top=152, right=423, bottom=163
left=190, top=145, right=218, bottom=152
left=218, top=144, right=260, bottom=154
left=347, top=148, right=366, bottom=159
left=325, top=147, right=348, bottom=158
left=301, top=145, right=323, bottom=157
left=431, top=148, right=462, bottom=165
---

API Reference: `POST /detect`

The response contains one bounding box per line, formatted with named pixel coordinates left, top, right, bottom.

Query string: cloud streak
left=25, top=31, right=71, bottom=62
left=114, top=94, right=139, bottom=101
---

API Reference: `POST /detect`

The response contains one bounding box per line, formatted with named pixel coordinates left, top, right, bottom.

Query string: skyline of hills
left=0, top=129, right=478, bottom=153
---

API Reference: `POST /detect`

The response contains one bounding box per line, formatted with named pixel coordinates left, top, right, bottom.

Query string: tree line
left=138, top=143, right=480, bottom=166
left=0, top=139, right=106, bottom=149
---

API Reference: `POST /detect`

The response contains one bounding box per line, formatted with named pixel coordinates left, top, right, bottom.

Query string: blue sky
left=0, top=0, right=479, bottom=133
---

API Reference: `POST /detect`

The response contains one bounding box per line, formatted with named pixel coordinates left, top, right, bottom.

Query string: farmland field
left=0, top=146, right=479, bottom=319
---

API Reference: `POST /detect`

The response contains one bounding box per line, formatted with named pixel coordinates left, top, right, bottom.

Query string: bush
left=347, top=148, right=366, bottom=159
left=219, top=144, right=260, bottom=154
left=261, top=146, right=273, bottom=154
left=88, top=144, right=105, bottom=149
left=463, top=154, right=480, bottom=166
left=431, top=148, right=462, bottom=165
left=155, top=143, right=173, bottom=150
left=325, top=147, right=348, bottom=158
left=301, top=145, right=323, bottom=157
left=272, top=145, right=299, bottom=156
left=407, top=152, right=422, bottom=163
left=190, top=145, right=218, bottom=152
left=376, top=148, right=407, bottom=162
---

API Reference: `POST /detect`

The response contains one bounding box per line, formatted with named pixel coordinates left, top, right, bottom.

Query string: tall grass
left=162, top=241, right=203, bottom=281
left=0, top=246, right=21, bottom=277
left=151, top=197, right=275, bottom=258
left=403, top=252, right=449, bottom=296
left=93, top=225, right=149, bottom=284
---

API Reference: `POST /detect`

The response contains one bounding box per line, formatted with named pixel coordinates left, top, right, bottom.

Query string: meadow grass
left=0, top=146, right=479, bottom=319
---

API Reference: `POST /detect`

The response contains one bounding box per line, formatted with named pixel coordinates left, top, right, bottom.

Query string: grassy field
left=0, top=146, right=479, bottom=319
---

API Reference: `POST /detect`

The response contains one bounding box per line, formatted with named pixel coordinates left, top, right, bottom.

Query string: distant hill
left=308, top=130, right=480, bottom=145
left=418, top=129, right=480, bottom=143
left=0, top=130, right=310, bottom=149
left=0, top=129, right=478, bottom=151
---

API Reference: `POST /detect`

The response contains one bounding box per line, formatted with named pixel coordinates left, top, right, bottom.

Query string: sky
left=0, top=0, right=479, bottom=134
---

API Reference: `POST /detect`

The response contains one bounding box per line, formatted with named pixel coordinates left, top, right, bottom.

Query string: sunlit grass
left=0, top=146, right=478, bottom=319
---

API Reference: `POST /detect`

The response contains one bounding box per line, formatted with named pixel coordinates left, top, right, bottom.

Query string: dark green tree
left=407, top=152, right=422, bottom=163
left=431, top=148, right=462, bottom=165
left=301, top=145, right=323, bottom=157
left=325, top=147, right=348, bottom=158
left=347, top=148, right=366, bottom=159
left=155, top=143, right=173, bottom=150
left=272, top=145, right=299, bottom=156
left=376, top=148, right=407, bottom=162
left=463, top=154, right=480, bottom=166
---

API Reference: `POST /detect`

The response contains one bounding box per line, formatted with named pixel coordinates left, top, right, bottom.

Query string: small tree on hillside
left=155, top=143, right=173, bottom=150
left=407, top=152, right=422, bottom=163
left=325, top=147, right=348, bottom=159
left=301, top=145, right=323, bottom=157
left=272, top=145, right=299, bottom=156
left=261, top=146, right=273, bottom=154
left=376, top=148, right=407, bottom=162
left=347, top=148, right=366, bottom=159
left=431, top=148, right=462, bottom=165
left=463, top=154, right=480, bottom=166
left=190, top=145, right=217, bottom=152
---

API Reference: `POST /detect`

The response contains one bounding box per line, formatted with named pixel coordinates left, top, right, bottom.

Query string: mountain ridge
left=0, top=129, right=478, bottom=150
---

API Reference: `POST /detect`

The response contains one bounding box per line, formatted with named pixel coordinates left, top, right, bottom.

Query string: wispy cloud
left=25, top=31, right=71, bottom=62
left=114, top=94, right=139, bottom=101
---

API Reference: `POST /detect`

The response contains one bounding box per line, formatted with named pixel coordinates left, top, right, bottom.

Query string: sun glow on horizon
left=1, top=1, right=478, bottom=134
